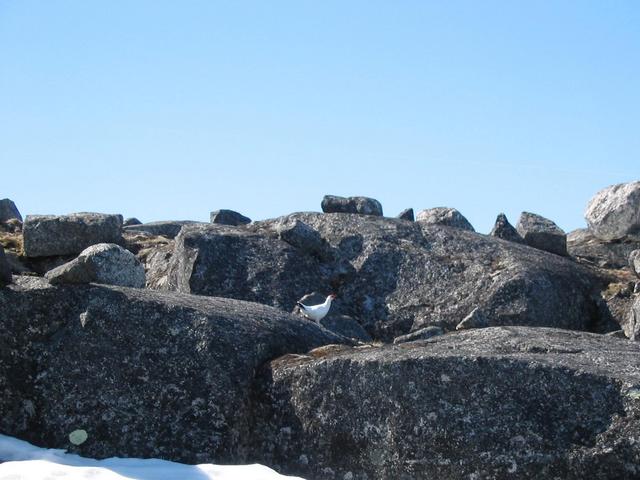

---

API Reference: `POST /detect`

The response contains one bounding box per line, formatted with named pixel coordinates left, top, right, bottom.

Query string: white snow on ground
left=0, top=435, right=305, bottom=480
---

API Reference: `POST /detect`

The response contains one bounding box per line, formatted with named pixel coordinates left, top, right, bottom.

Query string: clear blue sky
left=1, top=1, right=638, bottom=233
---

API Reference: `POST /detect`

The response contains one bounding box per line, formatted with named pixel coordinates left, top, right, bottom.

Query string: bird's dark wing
left=296, top=302, right=307, bottom=310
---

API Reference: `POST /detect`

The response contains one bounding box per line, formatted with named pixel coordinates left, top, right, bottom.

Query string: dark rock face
left=0, top=277, right=346, bottom=463
left=490, top=213, right=524, bottom=243
left=321, top=195, right=383, bottom=216
left=45, top=243, right=146, bottom=288
left=123, top=221, right=203, bottom=239
left=516, top=212, right=568, bottom=256
left=567, top=229, right=640, bottom=269
left=416, top=207, right=475, bottom=231
left=396, top=208, right=414, bottom=221
left=210, top=209, right=251, bottom=226
left=0, top=246, right=11, bottom=286
left=160, top=213, right=610, bottom=341
left=585, top=181, right=640, bottom=241
left=123, top=217, right=142, bottom=226
left=0, top=198, right=22, bottom=223
left=23, top=213, right=123, bottom=258
left=251, top=327, right=640, bottom=480
left=392, top=325, right=442, bottom=344
left=630, top=250, right=640, bottom=278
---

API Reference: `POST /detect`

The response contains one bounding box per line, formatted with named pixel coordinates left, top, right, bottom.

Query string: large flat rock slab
left=161, top=213, right=611, bottom=341
left=251, top=327, right=640, bottom=479
left=0, top=277, right=346, bottom=463
left=23, top=213, right=123, bottom=257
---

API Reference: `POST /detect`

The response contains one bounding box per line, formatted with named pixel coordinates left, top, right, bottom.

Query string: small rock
left=490, top=213, right=524, bottom=243
left=276, top=218, right=327, bottom=258
left=456, top=308, right=489, bottom=330
left=0, top=246, right=11, bottom=286
left=629, top=250, right=640, bottom=278
left=124, top=221, right=202, bottom=239
left=210, top=209, right=251, bottom=226
left=0, top=198, right=22, bottom=223
left=585, top=181, right=640, bottom=241
left=416, top=207, right=474, bottom=231
left=321, top=195, right=383, bottom=216
left=123, top=217, right=142, bottom=226
left=23, top=212, right=123, bottom=258
left=320, top=315, right=372, bottom=342
left=396, top=208, right=415, bottom=221
left=516, top=212, right=567, bottom=256
left=46, top=243, right=146, bottom=288
left=393, top=326, right=444, bottom=344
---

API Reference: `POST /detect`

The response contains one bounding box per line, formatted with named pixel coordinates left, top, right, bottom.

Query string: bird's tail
left=296, top=302, right=306, bottom=310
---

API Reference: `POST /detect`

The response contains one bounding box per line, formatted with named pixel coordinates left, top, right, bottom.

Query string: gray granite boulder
left=159, top=213, right=611, bottom=342
left=568, top=228, right=640, bottom=269
left=517, top=211, right=568, bottom=256
left=630, top=250, right=640, bottom=278
left=585, top=181, right=640, bottom=241
left=23, top=213, right=123, bottom=257
left=396, top=208, right=414, bottom=221
left=321, top=195, right=383, bottom=216
left=123, top=220, right=203, bottom=239
left=0, top=277, right=347, bottom=463
left=0, top=198, right=22, bottom=223
left=0, top=247, right=11, bottom=286
left=490, top=213, right=524, bottom=243
left=251, top=327, right=640, bottom=479
left=45, top=243, right=146, bottom=288
left=210, top=209, right=251, bottom=226
left=416, top=207, right=474, bottom=231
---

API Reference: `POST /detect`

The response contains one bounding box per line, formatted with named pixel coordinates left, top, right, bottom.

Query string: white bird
left=297, top=294, right=336, bottom=322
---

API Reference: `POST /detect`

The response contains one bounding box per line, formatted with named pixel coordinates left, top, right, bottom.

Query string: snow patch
left=0, top=434, right=304, bottom=480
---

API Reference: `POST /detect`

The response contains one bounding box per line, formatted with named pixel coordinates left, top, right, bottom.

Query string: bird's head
left=328, top=293, right=337, bottom=300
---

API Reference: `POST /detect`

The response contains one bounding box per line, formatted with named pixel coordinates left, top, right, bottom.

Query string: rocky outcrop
left=210, top=209, right=251, bottom=226
left=251, top=327, right=640, bottom=480
left=490, top=213, right=523, bottom=243
left=392, top=325, right=443, bottom=344
left=160, top=213, right=612, bottom=341
left=0, top=277, right=346, bottom=463
left=0, top=246, right=11, bottom=286
left=123, top=220, right=203, bottom=239
left=0, top=198, right=22, bottom=223
left=45, top=243, right=146, bottom=288
left=396, top=208, right=414, bottom=221
left=23, top=213, right=123, bottom=257
left=321, top=196, right=383, bottom=216
left=585, top=181, right=640, bottom=241
left=516, top=212, right=567, bottom=256
left=630, top=250, right=640, bottom=278
left=568, top=229, right=640, bottom=269
left=416, top=207, right=474, bottom=231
